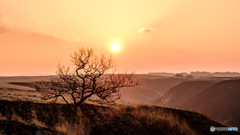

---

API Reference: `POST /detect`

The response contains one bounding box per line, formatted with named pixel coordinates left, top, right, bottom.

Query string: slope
left=152, top=81, right=216, bottom=107
left=120, top=76, right=186, bottom=103
left=181, top=79, right=240, bottom=128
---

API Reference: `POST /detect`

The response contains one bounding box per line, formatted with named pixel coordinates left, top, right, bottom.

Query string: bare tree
left=34, top=47, right=138, bottom=109
left=185, top=75, right=194, bottom=80
left=175, top=73, right=184, bottom=78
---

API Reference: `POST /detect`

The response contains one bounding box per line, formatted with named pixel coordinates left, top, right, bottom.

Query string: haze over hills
left=148, top=71, right=240, bottom=78
left=1, top=74, right=240, bottom=131
left=0, top=75, right=186, bottom=104
left=151, top=81, right=217, bottom=107
left=0, top=76, right=56, bottom=91
left=182, top=79, right=240, bottom=128
left=152, top=78, right=240, bottom=128
left=120, top=76, right=186, bottom=103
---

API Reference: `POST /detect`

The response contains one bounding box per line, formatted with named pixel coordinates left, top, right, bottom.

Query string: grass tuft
left=0, top=99, right=238, bottom=135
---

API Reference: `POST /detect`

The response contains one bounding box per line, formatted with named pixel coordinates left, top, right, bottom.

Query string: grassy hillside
left=1, top=76, right=239, bottom=134
left=0, top=99, right=239, bottom=135
left=181, top=79, right=240, bottom=128
left=151, top=79, right=240, bottom=128
left=152, top=81, right=216, bottom=107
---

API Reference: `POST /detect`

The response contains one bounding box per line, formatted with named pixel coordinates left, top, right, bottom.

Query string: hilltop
left=1, top=99, right=239, bottom=135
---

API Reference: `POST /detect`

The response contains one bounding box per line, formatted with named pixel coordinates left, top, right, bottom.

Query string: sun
left=112, top=43, right=120, bottom=51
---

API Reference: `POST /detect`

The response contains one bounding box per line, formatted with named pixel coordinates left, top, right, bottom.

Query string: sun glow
left=112, top=43, right=120, bottom=51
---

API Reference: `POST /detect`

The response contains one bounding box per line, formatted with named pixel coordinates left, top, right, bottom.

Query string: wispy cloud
left=138, top=27, right=157, bottom=34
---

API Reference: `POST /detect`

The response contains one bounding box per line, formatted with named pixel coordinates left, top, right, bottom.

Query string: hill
left=0, top=75, right=186, bottom=104
left=181, top=79, right=240, bottom=128
left=0, top=76, right=56, bottom=91
left=1, top=75, right=240, bottom=133
left=152, top=81, right=216, bottom=107
left=151, top=79, right=240, bottom=128
left=120, top=76, right=186, bottom=103
left=0, top=99, right=239, bottom=135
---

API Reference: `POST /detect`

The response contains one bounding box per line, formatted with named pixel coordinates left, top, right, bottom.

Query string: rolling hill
left=1, top=75, right=240, bottom=131
left=0, top=75, right=186, bottom=104
left=120, top=76, right=186, bottom=103
left=152, top=79, right=240, bottom=128
left=181, top=79, right=240, bottom=128
left=152, top=81, right=216, bottom=107
left=1, top=99, right=239, bottom=135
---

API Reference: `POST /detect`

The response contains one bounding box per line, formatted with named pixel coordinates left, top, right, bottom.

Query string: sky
left=1, top=0, right=240, bottom=76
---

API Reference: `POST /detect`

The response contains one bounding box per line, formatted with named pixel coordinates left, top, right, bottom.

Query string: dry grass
left=31, top=118, right=47, bottom=128
left=10, top=111, right=25, bottom=124
left=0, top=112, right=7, bottom=121
left=1, top=109, right=47, bottom=128
left=1, top=76, right=239, bottom=134
left=89, top=104, right=196, bottom=134
left=52, top=108, right=85, bottom=135
left=0, top=99, right=238, bottom=135
left=0, top=105, right=84, bottom=135
left=0, top=89, right=69, bottom=104
left=54, top=121, right=85, bottom=135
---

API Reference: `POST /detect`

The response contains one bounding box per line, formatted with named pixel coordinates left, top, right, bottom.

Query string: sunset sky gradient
left=1, top=0, right=240, bottom=76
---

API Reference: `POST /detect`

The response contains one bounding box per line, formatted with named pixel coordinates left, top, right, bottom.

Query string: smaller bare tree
left=34, top=47, right=138, bottom=110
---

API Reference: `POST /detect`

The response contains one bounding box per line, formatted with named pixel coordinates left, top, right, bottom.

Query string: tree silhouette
left=34, top=47, right=138, bottom=109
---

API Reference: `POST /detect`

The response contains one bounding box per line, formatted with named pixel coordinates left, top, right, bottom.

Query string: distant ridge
left=18, top=73, right=56, bottom=76
left=148, top=71, right=240, bottom=77
left=148, top=72, right=175, bottom=77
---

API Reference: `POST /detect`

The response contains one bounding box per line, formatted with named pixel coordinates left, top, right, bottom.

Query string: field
left=0, top=75, right=239, bottom=135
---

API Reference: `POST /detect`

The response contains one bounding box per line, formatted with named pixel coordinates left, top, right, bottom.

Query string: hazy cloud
left=0, top=13, right=9, bottom=33
left=31, top=15, right=49, bottom=26
left=30, top=32, right=62, bottom=41
left=138, top=27, right=157, bottom=33
left=75, top=36, right=80, bottom=41
left=0, top=13, right=6, bottom=24
left=62, top=37, right=68, bottom=41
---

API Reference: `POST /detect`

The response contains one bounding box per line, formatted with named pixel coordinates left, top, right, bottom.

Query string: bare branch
left=33, top=47, right=138, bottom=110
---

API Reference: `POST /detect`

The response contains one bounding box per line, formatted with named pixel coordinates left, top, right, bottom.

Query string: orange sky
left=1, top=0, right=240, bottom=76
